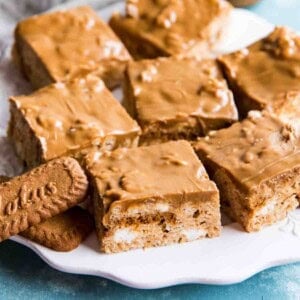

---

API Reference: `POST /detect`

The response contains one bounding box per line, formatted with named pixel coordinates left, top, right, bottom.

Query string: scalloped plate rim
left=10, top=220, right=300, bottom=289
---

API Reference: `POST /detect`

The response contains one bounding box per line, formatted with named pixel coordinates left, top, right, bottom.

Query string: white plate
left=1, top=0, right=300, bottom=289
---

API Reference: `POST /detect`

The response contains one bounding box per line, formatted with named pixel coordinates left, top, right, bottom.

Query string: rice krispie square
left=85, top=140, right=221, bottom=253
left=13, top=6, right=131, bottom=89
left=123, top=57, right=238, bottom=145
left=193, top=111, right=300, bottom=232
left=8, top=75, right=140, bottom=168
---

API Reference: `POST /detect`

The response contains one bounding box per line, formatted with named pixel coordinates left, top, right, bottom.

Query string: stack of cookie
left=0, top=0, right=299, bottom=253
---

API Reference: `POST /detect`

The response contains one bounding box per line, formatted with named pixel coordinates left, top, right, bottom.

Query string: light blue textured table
left=1, top=0, right=300, bottom=299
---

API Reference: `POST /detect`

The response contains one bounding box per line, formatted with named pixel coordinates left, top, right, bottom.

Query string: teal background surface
left=250, top=0, right=300, bottom=31
left=1, top=0, right=300, bottom=299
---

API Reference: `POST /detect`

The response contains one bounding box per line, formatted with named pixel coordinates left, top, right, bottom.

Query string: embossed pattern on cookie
left=21, top=206, right=94, bottom=252
left=0, top=157, right=88, bottom=241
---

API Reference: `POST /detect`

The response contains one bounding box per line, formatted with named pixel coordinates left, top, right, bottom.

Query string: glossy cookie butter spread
left=15, top=6, right=131, bottom=84
left=85, top=140, right=218, bottom=221
left=9, top=75, right=141, bottom=162
left=194, top=111, right=300, bottom=193
left=124, top=57, right=238, bottom=140
left=219, top=27, right=300, bottom=115
left=109, top=0, right=232, bottom=59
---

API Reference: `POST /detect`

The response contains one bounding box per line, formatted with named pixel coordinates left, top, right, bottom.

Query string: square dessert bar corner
left=13, top=6, right=131, bottom=89
left=193, top=111, right=300, bottom=232
left=85, top=140, right=221, bottom=253
left=218, top=26, right=300, bottom=118
left=109, top=0, right=232, bottom=59
left=8, top=75, right=140, bottom=168
left=123, top=57, right=238, bottom=145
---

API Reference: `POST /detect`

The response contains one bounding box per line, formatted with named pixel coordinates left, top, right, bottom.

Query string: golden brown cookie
left=21, top=206, right=94, bottom=252
left=0, top=157, right=88, bottom=242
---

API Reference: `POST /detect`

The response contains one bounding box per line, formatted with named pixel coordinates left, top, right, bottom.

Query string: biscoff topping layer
left=194, top=111, right=300, bottom=191
left=126, top=57, right=238, bottom=126
left=10, top=75, right=140, bottom=161
left=219, top=27, right=300, bottom=109
left=110, top=0, right=232, bottom=57
left=15, top=6, right=131, bottom=81
left=85, top=140, right=219, bottom=224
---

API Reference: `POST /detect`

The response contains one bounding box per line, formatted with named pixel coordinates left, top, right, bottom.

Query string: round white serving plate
left=1, top=0, right=299, bottom=289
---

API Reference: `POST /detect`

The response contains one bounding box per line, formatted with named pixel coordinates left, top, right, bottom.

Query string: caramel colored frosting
left=10, top=75, right=141, bottom=161
left=126, top=57, right=238, bottom=129
left=16, top=6, right=131, bottom=81
left=194, top=111, right=300, bottom=191
left=219, top=27, right=300, bottom=109
left=85, top=140, right=218, bottom=220
left=110, top=0, right=232, bottom=58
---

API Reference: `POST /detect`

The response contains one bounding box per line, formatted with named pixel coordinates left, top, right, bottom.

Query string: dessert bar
left=123, top=57, right=238, bottom=145
left=193, top=111, right=300, bottom=232
left=8, top=75, right=140, bottom=168
left=218, top=27, right=300, bottom=117
left=13, top=6, right=131, bottom=89
left=85, top=140, right=221, bottom=253
left=109, top=0, right=232, bottom=59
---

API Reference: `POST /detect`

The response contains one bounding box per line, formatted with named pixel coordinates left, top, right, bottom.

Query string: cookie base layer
left=214, top=167, right=300, bottom=232
left=13, top=38, right=54, bottom=89
left=8, top=99, right=44, bottom=168
left=101, top=204, right=221, bottom=253
left=137, top=119, right=230, bottom=146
